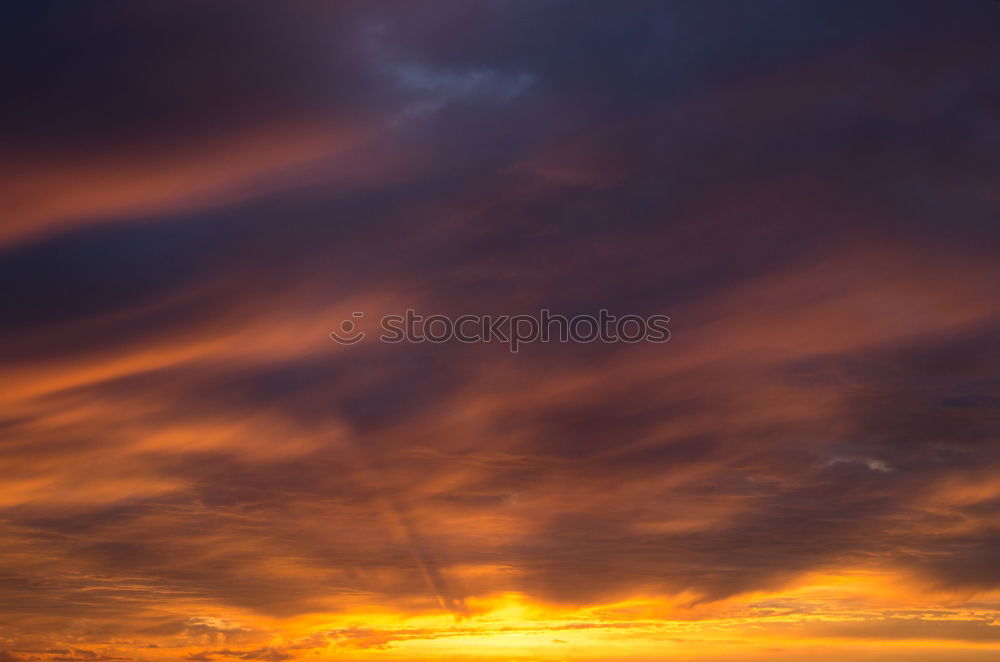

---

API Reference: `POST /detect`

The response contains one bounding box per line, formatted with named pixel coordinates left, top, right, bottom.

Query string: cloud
left=2, top=2, right=1000, bottom=661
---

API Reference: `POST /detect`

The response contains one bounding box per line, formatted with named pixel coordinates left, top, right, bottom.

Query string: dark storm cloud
left=1, top=1, right=375, bottom=149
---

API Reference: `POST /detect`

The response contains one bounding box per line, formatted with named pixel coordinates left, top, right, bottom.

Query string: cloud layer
left=2, top=2, right=999, bottom=660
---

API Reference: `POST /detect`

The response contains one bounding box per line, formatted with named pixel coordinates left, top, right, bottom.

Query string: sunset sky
left=3, top=2, right=1000, bottom=661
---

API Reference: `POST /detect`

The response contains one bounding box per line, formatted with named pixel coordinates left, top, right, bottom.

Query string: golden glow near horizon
left=18, top=580, right=1000, bottom=662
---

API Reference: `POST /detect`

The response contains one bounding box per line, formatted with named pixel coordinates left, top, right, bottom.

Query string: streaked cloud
left=1, top=2, right=999, bottom=661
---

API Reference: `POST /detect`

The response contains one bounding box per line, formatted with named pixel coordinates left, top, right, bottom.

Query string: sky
left=2, top=1, right=1000, bottom=661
